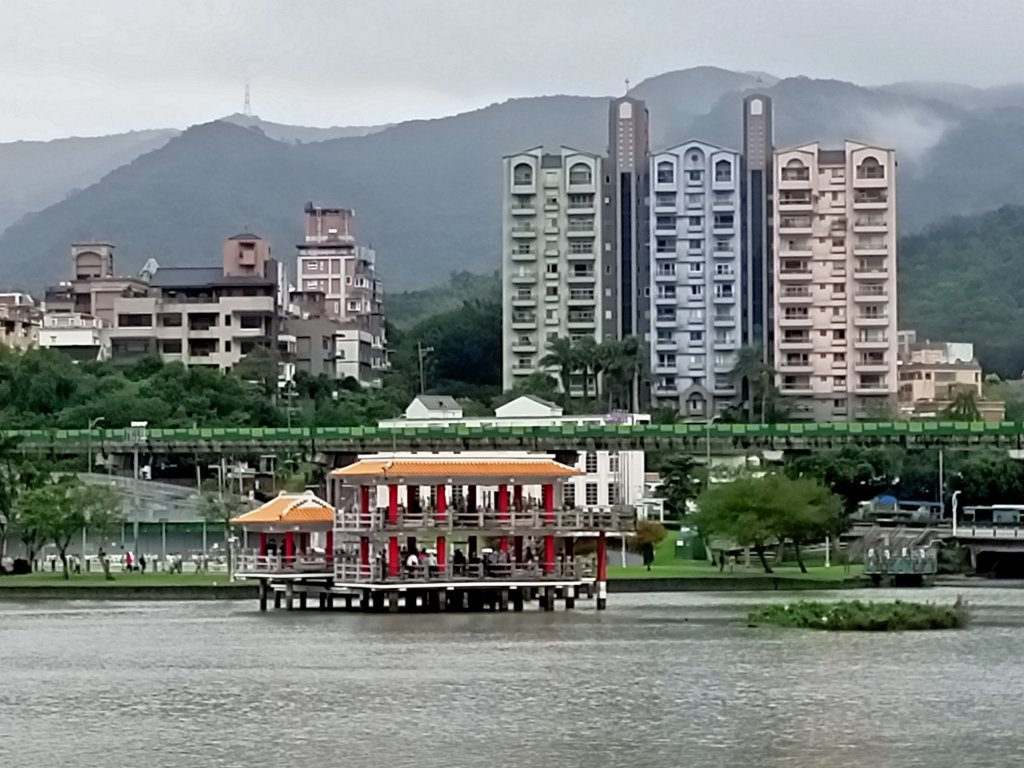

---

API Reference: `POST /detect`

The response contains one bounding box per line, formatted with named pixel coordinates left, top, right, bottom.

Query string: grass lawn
left=609, top=532, right=863, bottom=582
left=0, top=571, right=238, bottom=588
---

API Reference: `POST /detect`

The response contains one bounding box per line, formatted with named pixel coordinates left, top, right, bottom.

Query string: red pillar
left=359, top=537, right=369, bottom=566
left=498, top=484, right=510, bottom=552
left=467, top=485, right=477, bottom=514
left=436, top=484, right=447, bottom=522
left=407, top=484, right=418, bottom=514
left=258, top=532, right=267, bottom=556
left=596, top=531, right=608, bottom=610
left=543, top=483, right=555, bottom=574
left=513, top=484, right=523, bottom=511
left=284, top=531, right=294, bottom=565
left=388, top=484, right=399, bottom=525
left=436, top=536, right=446, bottom=569
left=388, top=536, right=399, bottom=578
left=326, top=530, right=334, bottom=564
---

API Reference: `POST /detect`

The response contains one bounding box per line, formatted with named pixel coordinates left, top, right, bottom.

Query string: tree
left=943, top=388, right=982, bottom=421
left=601, top=336, right=646, bottom=411
left=17, top=476, right=121, bottom=579
left=695, top=474, right=781, bottom=573
left=786, top=446, right=894, bottom=519
left=769, top=477, right=844, bottom=573
left=574, top=336, right=598, bottom=403
left=657, top=454, right=702, bottom=519
left=539, top=336, right=577, bottom=403
left=629, top=520, right=667, bottom=571
left=730, top=345, right=772, bottom=423
left=232, top=345, right=282, bottom=398
left=199, top=484, right=248, bottom=574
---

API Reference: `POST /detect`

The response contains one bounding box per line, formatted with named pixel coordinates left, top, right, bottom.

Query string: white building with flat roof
left=377, top=395, right=647, bottom=510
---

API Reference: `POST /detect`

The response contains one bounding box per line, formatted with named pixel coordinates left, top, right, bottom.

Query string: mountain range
left=4, top=66, right=1024, bottom=295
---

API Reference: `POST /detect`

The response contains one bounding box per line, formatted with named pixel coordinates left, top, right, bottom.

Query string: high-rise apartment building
left=772, top=141, right=898, bottom=420
left=741, top=94, right=774, bottom=358
left=602, top=96, right=650, bottom=341
left=501, top=147, right=603, bottom=390
left=649, top=141, right=743, bottom=417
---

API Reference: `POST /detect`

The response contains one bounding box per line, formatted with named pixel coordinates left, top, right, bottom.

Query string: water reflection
left=1, top=587, right=1021, bottom=767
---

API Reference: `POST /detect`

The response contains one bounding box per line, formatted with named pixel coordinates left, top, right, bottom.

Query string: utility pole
left=417, top=342, right=434, bottom=394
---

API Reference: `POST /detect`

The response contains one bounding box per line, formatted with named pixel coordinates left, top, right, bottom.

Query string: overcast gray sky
left=0, top=0, right=1021, bottom=141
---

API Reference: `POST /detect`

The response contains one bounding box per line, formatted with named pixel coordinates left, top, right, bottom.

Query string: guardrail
left=333, top=558, right=594, bottom=584
left=235, top=553, right=333, bottom=574
left=8, top=419, right=1024, bottom=451
left=335, top=506, right=635, bottom=532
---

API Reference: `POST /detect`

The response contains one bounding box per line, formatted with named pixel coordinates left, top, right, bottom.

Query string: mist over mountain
left=2, top=66, right=1024, bottom=294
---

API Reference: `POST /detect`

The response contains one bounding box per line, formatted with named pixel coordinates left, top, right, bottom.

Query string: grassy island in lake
left=749, top=598, right=970, bottom=631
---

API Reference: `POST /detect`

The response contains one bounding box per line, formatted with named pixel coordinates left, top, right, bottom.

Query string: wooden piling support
left=285, top=581, right=295, bottom=611
left=258, top=579, right=268, bottom=612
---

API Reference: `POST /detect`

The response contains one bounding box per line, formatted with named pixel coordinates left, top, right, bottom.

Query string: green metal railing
left=2, top=420, right=1022, bottom=449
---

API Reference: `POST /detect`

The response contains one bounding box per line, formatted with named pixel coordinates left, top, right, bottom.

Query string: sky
left=1, top=0, right=1022, bottom=142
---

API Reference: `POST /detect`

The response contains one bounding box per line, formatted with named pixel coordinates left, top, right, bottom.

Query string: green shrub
left=748, top=597, right=969, bottom=631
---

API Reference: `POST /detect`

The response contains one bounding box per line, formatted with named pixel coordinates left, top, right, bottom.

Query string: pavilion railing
left=234, top=553, right=332, bottom=574
left=334, top=506, right=635, bottom=533
left=332, top=558, right=596, bottom=584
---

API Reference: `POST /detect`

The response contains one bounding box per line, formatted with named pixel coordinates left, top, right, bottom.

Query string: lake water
left=2, top=587, right=1023, bottom=767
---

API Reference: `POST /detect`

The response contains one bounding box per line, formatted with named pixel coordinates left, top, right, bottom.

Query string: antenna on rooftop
left=243, top=80, right=253, bottom=117
left=624, top=78, right=631, bottom=94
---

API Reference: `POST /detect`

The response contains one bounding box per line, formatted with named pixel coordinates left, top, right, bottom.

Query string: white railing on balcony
left=335, top=506, right=635, bottom=533
left=332, top=557, right=596, bottom=584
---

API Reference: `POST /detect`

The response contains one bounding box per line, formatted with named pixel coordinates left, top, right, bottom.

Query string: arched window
left=781, top=158, right=809, bottom=181
left=858, top=157, right=885, bottom=180
left=568, top=163, right=592, bottom=185
left=714, top=160, right=732, bottom=182
left=513, top=163, right=533, bottom=185
left=686, top=393, right=706, bottom=415
left=656, top=161, right=674, bottom=184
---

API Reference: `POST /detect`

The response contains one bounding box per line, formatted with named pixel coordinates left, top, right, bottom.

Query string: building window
left=608, top=483, right=621, bottom=505
left=513, top=163, right=533, bottom=185
left=609, top=452, right=620, bottom=473
left=585, top=482, right=599, bottom=506
left=656, top=161, right=674, bottom=184
left=564, top=484, right=576, bottom=508
left=568, top=163, right=593, bottom=185
left=585, top=451, right=598, bottom=473
left=714, top=160, right=732, bottom=182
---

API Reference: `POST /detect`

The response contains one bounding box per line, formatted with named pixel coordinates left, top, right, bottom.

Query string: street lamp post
left=705, top=413, right=720, bottom=483
left=951, top=490, right=961, bottom=537
left=87, top=417, right=105, bottom=475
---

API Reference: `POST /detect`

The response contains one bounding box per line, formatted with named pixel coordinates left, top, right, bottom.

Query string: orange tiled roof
left=330, top=458, right=583, bottom=480
left=230, top=492, right=334, bottom=525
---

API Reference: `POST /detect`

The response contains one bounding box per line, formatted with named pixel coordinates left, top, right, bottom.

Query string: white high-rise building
left=772, top=140, right=898, bottom=420
left=501, top=147, right=604, bottom=391
left=648, top=140, right=742, bottom=417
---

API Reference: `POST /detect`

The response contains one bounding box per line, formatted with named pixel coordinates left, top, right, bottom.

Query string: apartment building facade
left=501, top=147, right=604, bottom=389
left=106, top=234, right=279, bottom=370
left=772, top=141, right=898, bottom=420
left=649, top=140, right=743, bottom=416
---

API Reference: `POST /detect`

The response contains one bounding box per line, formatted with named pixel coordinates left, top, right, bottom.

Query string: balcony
left=779, top=268, right=813, bottom=282
left=712, top=221, right=735, bottom=236
left=853, top=242, right=888, bottom=256
left=854, top=336, right=889, bottom=350
left=567, top=315, right=596, bottom=329
left=511, top=341, right=537, bottom=353
left=654, top=315, right=677, bottom=328
left=512, top=295, right=536, bottom=308
left=567, top=271, right=595, bottom=283
left=567, top=249, right=595, bottom=261
left=778, top=245, right=813, bottom=257
left=712, top=292, right=736, bottom=304
left=780, top=380, right=814, bottom=396
left=779, top=337, right=813, bottom=351
left=567, top=203, right=595, bottom=215
left=511, top=249, right=536, bottom=262
left=510, top=271, right=537, bottom=285
left=854, top=289, right=888, bottom=303
left=566, top=223, right=595, bottom=237
left=712, top=270, right=735, bottom=281
left=779, top=314, right=813, bottom=328
left=777, top=195, right=814, bottom=212
left=511, top=315, right=537, bottom=330
left=855, top=359, right=889, bottom=374
left=853, top=193, right=889, bottom=210
left=510, top=202, right=535, bottom=216
left=510, top=224, right=537, bottom=238
left=854, top=314, right=889, bottom=327
left=654, top=292, right=678, bottom=305
left=654, top=381, right=679, bottom=397
left=778, top=218, right=813, bottom=234
left=567, top=292, right=595, bottom=305
left=654, top=270, right=676, bottom=282
left=712, top=315, right=736, bottom=328
left=654, top=363, right=678, bottom=375
left=779, top=360, right=814, bottom=375
left=779, top=289, right=812, bottom=304
left=854, top=381, right=890, bottom=395
left=854, top=265, right=888, bottom=279
left=854, top=217, right=887, bottom=233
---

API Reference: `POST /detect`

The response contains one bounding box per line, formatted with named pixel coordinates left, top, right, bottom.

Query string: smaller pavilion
left=232, top=491, right=335, bottom=577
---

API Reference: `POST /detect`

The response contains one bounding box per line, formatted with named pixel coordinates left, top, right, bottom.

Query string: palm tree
left=539, top=336, right=577, bottom=403
left=943, top=388, right=982, bottom=421
left=574, top=336, right=599, bottom=403
left=730, top=345, right=773, bottom=423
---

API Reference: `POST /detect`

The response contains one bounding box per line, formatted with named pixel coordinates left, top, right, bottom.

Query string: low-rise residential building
left=106, top=234, right=279, bottom=369
left=897, top=334, right=1004, bottom=421
left=377, top=395, right=647, bottom=509
left=0, top=304, right=38, bottom=350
